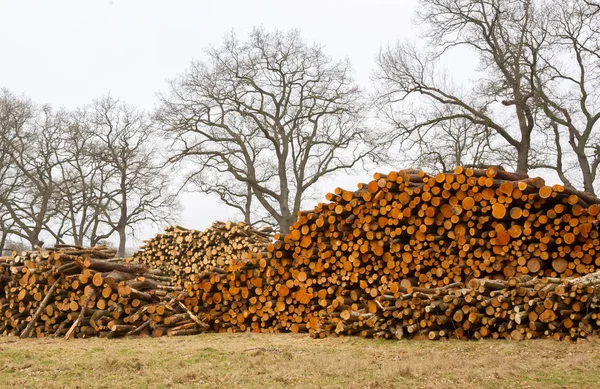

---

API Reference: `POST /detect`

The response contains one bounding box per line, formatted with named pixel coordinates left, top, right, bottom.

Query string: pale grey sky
left=0, top=0, right=475, bottom=242
left=0, top=0, right=418, bottom=108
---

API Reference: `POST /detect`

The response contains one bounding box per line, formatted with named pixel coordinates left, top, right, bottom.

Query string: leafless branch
left=159, top=28, right=378, bottom=233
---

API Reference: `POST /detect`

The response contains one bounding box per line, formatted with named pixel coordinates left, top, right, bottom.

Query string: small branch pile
left=0, top=245, right=207, bottom=338
left=130, top=221, right=272, bottom=283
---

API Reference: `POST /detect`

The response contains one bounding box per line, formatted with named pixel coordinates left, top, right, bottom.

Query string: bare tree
left=0, top=90, right=28, bottom=250
left=0, top=96, right=15, bottom=253
left=0, top=90, right=66, bottom=248
left=1, top=91, right=177, bottom=253
left=401, top=114, right=497, bottom=173
left=158, top=28, right=376, bottom=232
left=54, top=117, right=116, bottom=246
left=85, top=96, right=178, bottom=256
left=533, top=0, right=600, bottom=194
left=375, top=0, right=545, bottom=174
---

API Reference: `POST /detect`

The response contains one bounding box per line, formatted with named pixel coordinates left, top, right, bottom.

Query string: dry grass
left=0, top=334, right=599, bottom=388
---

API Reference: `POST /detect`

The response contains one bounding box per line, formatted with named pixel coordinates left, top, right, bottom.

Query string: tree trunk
left=575, top=147, right=596, bottom=195
left=513, top=94, right=533, bottom=175
left=118, top=168, right=128, bottom=258
left=118, top=227, right=126, bottom=258
left=89, top=220, right=104, bottom=248
left=278, top=185, right=293, bottom=234
left=278, top=187, right=294, bottom=233
left=244, top=184, right=252, bottom=225
left=279, top=215, right=293, bottom=235
left=27, top=233, right=44, bottom=249
left=515, top=140, right=530, bottom=174
left=75, top=236, right=84, bottom=246
left=0, top=232, right=7, bottom=255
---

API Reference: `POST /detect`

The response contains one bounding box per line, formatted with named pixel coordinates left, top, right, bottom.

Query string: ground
left=0, top=333, right=599, bottom=388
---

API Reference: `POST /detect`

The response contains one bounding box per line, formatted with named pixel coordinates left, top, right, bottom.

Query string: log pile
left=0, top=245, right=207, bottom=338
left=130, top=221, right=272, bottom=283
left=315, top=272, right=600, bottom=341
left=174, top=166, right=600, bottom=340
left=4, top=166, right=600, bottom=341
left=279, top=166, right=600, bottom=290
left=174, top=253, right=600, bottom=341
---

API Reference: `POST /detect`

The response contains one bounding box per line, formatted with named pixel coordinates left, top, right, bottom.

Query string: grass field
left=0, top=333, right=599, bottom=388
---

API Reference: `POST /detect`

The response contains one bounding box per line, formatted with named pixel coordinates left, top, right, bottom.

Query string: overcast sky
left=0, top=0, right=419, bottom=107
left=0, top=0, right=465, bottom=243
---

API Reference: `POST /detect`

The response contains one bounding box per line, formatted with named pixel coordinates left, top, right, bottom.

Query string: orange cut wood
left=492, top=203, right=506, bottom=219
left=486, top=166, right=498, bottom=178
left=498, top=182, right=513, bottom=196
left=367, top=181, right=379, bottom=194
left=552, top=258, right=568, bottom=273
left=461, top=197, right=475, bottom=210
left=539, top=186, right=553, bottom=199
left=495, top=231, right=510, bottom=246
left=527, top=258, right=541, bottom=273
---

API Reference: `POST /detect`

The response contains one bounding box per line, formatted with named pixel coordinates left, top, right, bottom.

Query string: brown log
left=64, top=288, right=97, bottom=340
left=20, top=276, right=63, bottom=338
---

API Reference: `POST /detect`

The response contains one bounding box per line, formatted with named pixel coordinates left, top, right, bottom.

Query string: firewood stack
left=130, top=221, right=273, bottom=284
left=176, top=166, right=600, bottom=340
left=280, top=166, right=600, bottom=288
left=0, top=245, right=207, bottom=338
left=314, top=271, right=600, bottom=341
left=175, top=253, right=600, bottom=341
left=4, top=166, right=600, bottom=341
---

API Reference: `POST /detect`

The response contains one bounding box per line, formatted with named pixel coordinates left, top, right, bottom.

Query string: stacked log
left=281, top=166, right=600, bottom=288
left=314, top=272, right=600, bottom=341
left=130, top=221, right=272, bottom=283
left=174, top=166, right=600, bottom=340
left=173, top=254, right=600, bottom=341
left=180, top=262, right=282, bottom=333
left=0, top=245, right=207, bottom=338
left=4, top=166, right=599, bottom=341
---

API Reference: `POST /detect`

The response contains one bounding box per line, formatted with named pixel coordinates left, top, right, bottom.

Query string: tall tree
left=375, top=0, right=543, bottom=174
left=55, top=117, right=115, bottom=246
left=0, top=90, right=65, bottom=248
left=533, top=0, right=600, bottom=194
left=85, top=96, right=178, bottom=256
left=0, top=93, right=16, bottom=253
left=158, top=28, right=375, bottom=232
